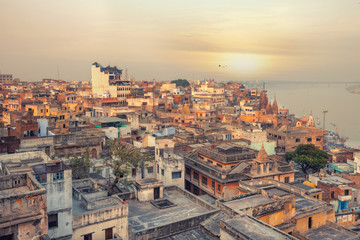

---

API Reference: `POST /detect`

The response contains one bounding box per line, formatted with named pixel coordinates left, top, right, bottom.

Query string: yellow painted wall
left=257, top=203, right=295, bottom=227
left=295, top=212, right=327, bottom=233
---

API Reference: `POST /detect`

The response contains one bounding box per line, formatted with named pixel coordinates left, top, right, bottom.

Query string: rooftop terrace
left=222, top=195, right=276, bottom=214
left=222, top=214, right=297, bottom=240
left=302, top=222, right=358, bottom=240
left=128, top=186, right=217, bottom=235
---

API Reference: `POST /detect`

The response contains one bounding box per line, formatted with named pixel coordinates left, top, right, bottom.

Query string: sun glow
left=222, top=53, right=268, bottom=75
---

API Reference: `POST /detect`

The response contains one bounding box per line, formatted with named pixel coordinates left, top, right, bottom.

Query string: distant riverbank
left=264, top=82, right=360, bottom=148
left=346, top=85, right=360, bottom=95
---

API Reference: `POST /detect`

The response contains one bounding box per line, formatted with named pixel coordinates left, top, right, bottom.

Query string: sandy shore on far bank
left=346, top=85, right=360, bottom=95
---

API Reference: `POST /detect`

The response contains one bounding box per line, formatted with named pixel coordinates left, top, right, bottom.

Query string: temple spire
left=256, top=144, right=269, bottom=162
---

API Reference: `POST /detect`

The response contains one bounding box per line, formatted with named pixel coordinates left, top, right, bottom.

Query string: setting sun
left=221, top=53, right=268, bottom=75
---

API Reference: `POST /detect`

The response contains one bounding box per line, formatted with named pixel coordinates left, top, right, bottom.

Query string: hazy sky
left=1, top=0, right=360, bottom=82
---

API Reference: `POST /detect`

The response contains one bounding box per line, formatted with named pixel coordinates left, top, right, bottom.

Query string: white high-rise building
left=91, top=62, right=130, bottom=104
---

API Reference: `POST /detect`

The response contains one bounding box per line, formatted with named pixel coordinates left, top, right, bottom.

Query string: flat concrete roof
left=72, top=197, right=88, bottom=216
left=223, top=215, right=296, bottom=240
left=318, top=175, right=353, bottom=185
left=295, top=196, right=316, bottom=211
left=0, top=186, right=30, bottom=197
left=135, top=178, right=161, bottom=186
left=290, top=182, right=322, bottom=193
left=163, top=227, right=217, bottom=240
left=128, top=188, right=213, bottom=232
left=72, top=196, right=121, bottom=216
left=222, top=195, right=275, bottom=213
left=266, top=187, right=291, bottom=197
left=303, top=224, right=358, bottom=240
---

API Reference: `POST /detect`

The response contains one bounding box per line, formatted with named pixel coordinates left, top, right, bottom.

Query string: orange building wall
left=295, top=212, right=327, bottom=233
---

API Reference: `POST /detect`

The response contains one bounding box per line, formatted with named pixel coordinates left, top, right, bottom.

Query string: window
left=216, top=163, right=222, bottom=168
left=295, top=139, right=300, bottom=142
left=28, top=197, right=37, bottom=206
left=185, top=167, right=191, bottom=176
left=316, top=137, right=321, bottom=141
left=202, top=176, right=208, bottom=186
left=284, top=177, right=290, bottom=183
left=53, top=171, right=64, bottom=181
left=193, top=171, right=199, bottom=181
left=211, top=181, right=215, bottom=190
left=161, top=169, right=164, bottom=176
left=308, top=217, right=312, bottom=229
left=217, top=184, right=221, bottom=192
left=345, top=190, right=349, bottom=196
left=83, top=233, right=92, bottom=240
left=157, top=164, right=159, bottom=173
left=147, top=166, right=153, bottom=174
left=172, top=171, right=181, bottom=179
left=132, top=168, right=136, bottom=177
left=331, top=191, right=335, bottom=199
left=105, top=228, right=113, bottom=240
left=35, top=173, right=46, bottom=183
left=48, top=213, right=58, bottom=229
left=307, top=138, right=312, bottom=142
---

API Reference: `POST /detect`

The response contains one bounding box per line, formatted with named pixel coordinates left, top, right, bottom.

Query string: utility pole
left=321, top=110, right=328, bottom=131
left=322, top=110, right=328, bottom=150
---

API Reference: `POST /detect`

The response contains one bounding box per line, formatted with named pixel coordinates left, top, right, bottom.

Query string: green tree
left=285, top=144, right=328, bottom=174
left=171, top=79, right=190, bottom=87
left=69, top=148, right=94, bottom=179
left=104, top=140, right=154, bottom=187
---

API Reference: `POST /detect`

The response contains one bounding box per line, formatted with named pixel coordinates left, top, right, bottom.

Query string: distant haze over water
left=264, top=82, right=360, bottom=148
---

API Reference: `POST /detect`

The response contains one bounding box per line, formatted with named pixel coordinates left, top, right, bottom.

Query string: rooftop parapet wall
left=0, top=173, right=44, bottom=194
left=198, top=146, right=256, bottom=164
left=0, top=150, right=51, bottom=164
left=241, top=179, right=333, bottom=218
left=245, top=179, right=321, bottom=199
left=20, top=136, right=54, bottom=148
left=165, top=185, right=217, bottom=211
left=73, top=201, right=128, bottom=229
left=82, top=196, right=121, bottom=211
left=130, top=186, right=219, bottom=240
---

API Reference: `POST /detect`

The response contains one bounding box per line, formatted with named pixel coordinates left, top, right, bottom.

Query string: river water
left=262, top=82, right=360, bottom=148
